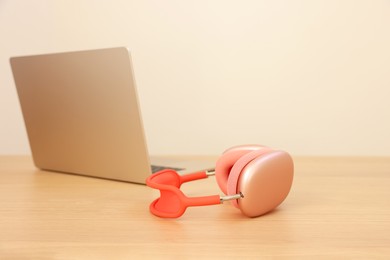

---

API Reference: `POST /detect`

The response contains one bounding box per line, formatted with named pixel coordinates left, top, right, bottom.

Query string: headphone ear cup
left=227, top=148, right=274, bottom=208
left=215, top=145, right=267, bottom=194
left=237, top=150, right=294, bottom=217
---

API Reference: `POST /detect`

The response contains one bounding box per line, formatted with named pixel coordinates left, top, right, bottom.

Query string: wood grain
left=1, top=156, right=389, bottom=258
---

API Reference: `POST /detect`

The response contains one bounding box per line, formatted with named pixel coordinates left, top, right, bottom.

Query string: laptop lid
left=10, top=47, right=153, bottom=184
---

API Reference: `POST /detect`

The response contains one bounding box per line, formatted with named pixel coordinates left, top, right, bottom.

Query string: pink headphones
left=146, top=145, right=294, bottom=218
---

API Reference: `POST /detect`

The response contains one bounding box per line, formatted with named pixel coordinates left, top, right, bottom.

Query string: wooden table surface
left=1, top=156, right=389, bottom=259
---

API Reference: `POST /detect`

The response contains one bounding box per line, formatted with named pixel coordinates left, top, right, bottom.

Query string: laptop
left=10, top=47, right=213, bottom=184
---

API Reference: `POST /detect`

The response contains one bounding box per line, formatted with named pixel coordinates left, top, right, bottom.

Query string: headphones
left=146, top=145, right=294, bottom=218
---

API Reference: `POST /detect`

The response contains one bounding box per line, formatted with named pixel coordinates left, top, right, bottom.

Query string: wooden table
left=1, top=156, right=389, bottom=258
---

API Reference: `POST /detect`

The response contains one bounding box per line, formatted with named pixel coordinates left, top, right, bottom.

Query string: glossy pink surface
left=237, top=151, right=294, bottom=217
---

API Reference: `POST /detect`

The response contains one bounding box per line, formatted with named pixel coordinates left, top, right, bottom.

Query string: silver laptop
left=10, top=47, right=212, bottom=184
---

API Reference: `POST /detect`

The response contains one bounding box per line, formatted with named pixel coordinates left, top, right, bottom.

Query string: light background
left=1, top=0, right=389, bottom=156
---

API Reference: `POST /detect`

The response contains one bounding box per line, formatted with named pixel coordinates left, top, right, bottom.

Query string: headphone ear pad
left=227, top=148, right=274, bottom=208
left=215, top=145, right=267, bottom=194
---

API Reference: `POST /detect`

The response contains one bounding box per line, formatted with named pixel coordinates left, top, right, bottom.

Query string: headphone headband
left=146, top=170, right=220, bottom=218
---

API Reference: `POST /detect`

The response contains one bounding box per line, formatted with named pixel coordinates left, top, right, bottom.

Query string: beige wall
left=1, top=0, right=389, bottom=156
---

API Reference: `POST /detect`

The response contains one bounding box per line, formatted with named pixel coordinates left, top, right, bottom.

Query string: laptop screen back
left=10, top=47, right=152, bottom=184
